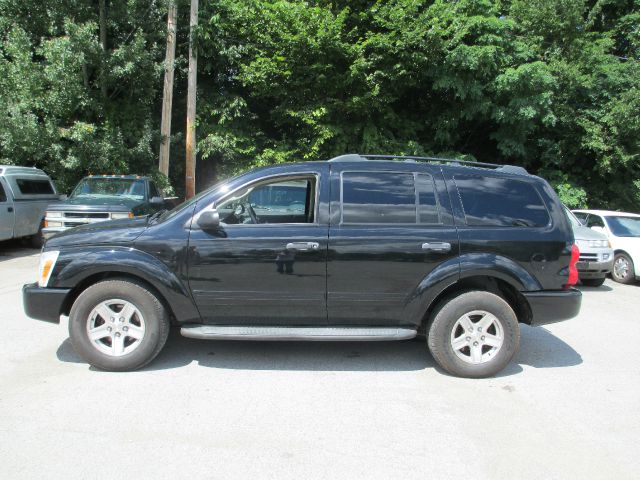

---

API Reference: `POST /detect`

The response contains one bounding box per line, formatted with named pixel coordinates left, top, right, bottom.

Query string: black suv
left=23, top=154, right=581, bottom=378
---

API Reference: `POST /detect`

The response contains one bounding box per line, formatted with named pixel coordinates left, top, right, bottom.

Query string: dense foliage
left=1, top=1, right=639, bottom=209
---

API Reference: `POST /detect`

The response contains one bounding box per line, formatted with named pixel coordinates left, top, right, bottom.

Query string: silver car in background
left=0, top=166, right=59, bottom=247
left=565, top=207, right=613, bottom=286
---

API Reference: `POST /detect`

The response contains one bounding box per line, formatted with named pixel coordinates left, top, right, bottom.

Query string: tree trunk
left=159, top=1, right=178, bottom=176
left=99, top=0, right=108, bottom=98
left=185, top=0, right=198, bottom=199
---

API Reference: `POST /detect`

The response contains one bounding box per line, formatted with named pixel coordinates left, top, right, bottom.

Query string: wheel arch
left=417, top=275, right=533, bottom=334
left=53, top=246, right=200, bottom=324
left=61, top=272, right=178, bottom=324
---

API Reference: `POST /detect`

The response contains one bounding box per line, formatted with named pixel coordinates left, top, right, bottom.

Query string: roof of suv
left=573, top=209, right=640, bottom=218
left=326, top=154, right=530, bottom=176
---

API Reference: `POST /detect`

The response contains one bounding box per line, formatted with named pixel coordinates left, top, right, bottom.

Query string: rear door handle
left=422, top=242, right=451, bottom=252
left=286, top=242, right=320, bottom=251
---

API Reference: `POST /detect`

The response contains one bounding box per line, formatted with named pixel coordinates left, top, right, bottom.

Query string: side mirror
left=150, top=196, right=164, bottom=205
left=197, top=209, right=220, bottom=229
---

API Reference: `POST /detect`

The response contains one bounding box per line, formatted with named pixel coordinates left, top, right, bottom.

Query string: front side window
left=0, top=182, right=6, bottom=202
left=217, top=176, right=316, bottom=225
left=605, top=216, right=640, bottom=237
left=455, top=175, right=550, bottom=227
left=148, top=182, right=160, bottom=199
left=573, top=211, right=588, bottom=223
left=586, top=215, right=605, bottom=228
left=15, top=179, right=54, bottom=195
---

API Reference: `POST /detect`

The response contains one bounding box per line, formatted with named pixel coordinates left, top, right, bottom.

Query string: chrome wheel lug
left=473, top=341, right=478, bottom=346
left=110, top=317, right=115, bottom=323
left=123, top=326, right=128, bottom=332
left=107, top=327, right=112, bottom=332
left=115, top=332, right=121, bottom=337
left=481, top=336, right=485, bottom=341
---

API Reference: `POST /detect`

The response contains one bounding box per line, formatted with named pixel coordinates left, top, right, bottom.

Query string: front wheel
left=611, top=253, right=635, bottom=284
left=427, top=291, right=520, bottom=378
left=69, top=279, right=170, bottom=371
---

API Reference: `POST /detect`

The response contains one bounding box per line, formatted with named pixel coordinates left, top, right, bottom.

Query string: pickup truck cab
left=23, top=155, right=582, bottom=378
left=0, top=166, right=59, bottom=247
left=43, top=175, right=166, bottom=238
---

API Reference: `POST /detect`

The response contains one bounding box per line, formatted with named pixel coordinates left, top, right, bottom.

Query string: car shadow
left=0, top=239, right=39, bottom=262
left=577, top=284, right=613, bottom=292
left=56, top=324, right=582, bottom=375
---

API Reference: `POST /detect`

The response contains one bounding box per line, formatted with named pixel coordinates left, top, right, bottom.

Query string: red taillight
left=565, top=243, right=580, bottom=288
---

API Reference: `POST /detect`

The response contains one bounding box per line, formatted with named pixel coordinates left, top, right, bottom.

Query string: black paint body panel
left=24, top=160, right=581, bottom=329
left=23, top=283, right=69, bottom=323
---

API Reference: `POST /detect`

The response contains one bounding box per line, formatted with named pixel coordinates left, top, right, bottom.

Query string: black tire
left=427, top=291, right=520, bottom=378
left=69, top=279, right=170, bottom=371
left=30, top=220, right=45, bottom=249
left=611, top=252, right=635, bottom=284
left=581, top=277, right=606, bottom=287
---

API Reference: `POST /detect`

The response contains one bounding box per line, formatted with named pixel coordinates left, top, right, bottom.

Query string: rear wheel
left=581, top=277, right=606, bottom=287
left=611, top=253, right=635, bottom=284
left=427, top=291, right=520, bottom=378
left=69, top=279, right=170, bottom=371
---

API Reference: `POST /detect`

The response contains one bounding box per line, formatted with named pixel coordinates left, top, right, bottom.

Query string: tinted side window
left=148, top=182, right=159, bottom=198
left=416, top=174, right=440, bottom=224
left=15, top=179, right=54, bottom=195
left=573, top=211, right=588, bottom=223
left=586, top=215, right=605, bottom=228
left=455, top=175, right=549, bottom=227
left=342, top=172, right=415, bottom=224
left=0, top=182, right=6, bottom=202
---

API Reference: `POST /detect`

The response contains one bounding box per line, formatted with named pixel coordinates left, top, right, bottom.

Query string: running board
left=180, top=325, right=417, bottom=341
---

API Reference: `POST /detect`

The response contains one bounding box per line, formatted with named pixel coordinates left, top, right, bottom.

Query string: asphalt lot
left=1, top=241, right=639, bottom=479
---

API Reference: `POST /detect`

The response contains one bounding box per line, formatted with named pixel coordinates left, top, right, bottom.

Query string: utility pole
left=185, top=0, right=198, bottom=199
left=159, top=1, right=177, bottom=176
left=99, top=0, right=108, bottom=98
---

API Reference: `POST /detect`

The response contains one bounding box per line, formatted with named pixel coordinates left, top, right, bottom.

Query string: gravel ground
left=1, top=242, right=639, bottom=479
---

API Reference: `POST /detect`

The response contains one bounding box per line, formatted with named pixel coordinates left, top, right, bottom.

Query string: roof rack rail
left=327, top=154, right=528, bottom=175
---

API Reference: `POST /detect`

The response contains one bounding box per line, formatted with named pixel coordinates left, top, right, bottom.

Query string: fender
left=50, top=246, right=201, bottom=323
left=403, top=252, right=541, bottom=326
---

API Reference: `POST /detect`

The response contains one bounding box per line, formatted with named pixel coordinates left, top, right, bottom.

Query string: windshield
left=605, top=216, right=640, bottom=237
left=155, top=180, right=227, bottom=223
left=563, top=206, right=582, bottom=228
left=71, top=178, right=146, bottom=200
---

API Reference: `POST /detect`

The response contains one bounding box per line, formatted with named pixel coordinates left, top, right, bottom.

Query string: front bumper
left=42, top=227, right=66, bottom=239
left=576, top=258, right=614, bottom=279
left=522, top=288, right=582, bottom=326
left=22, top=282, right=70, bottom=323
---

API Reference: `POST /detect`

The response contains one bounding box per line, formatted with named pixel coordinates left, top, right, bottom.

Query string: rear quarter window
left=454, top=175, right=550, bottom=227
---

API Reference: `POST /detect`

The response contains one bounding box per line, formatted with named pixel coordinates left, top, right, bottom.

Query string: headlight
left=38, top=250, right=60, bottom=287
left=110, top=212, right=134, bottom=220
left=46, top=211, right=63, bottom=218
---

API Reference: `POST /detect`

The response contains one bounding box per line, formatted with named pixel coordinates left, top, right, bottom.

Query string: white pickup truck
left=0, top=166, right=60, bottom=247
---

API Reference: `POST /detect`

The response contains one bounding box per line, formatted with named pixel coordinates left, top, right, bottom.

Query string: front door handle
left=422, top=242, right=451, bottom=252
left=286, top=242, right=320, bottom=251
left=7, top=207, right=13, bottom=213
